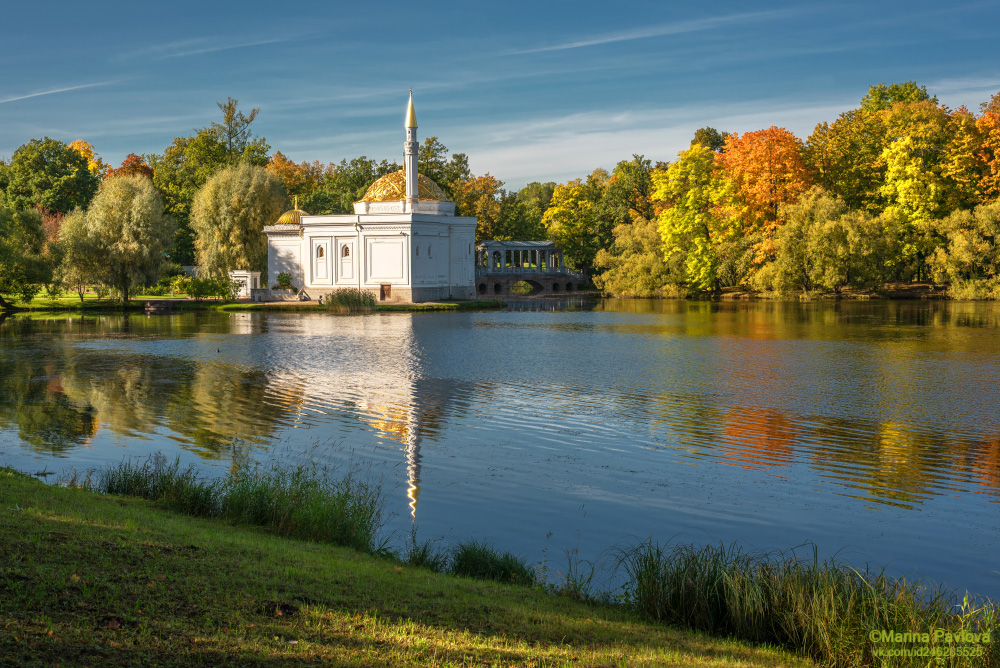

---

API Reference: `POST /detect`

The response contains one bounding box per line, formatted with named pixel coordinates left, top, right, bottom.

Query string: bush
left=324, top=288, right=376, bottom=313
left=273, top=272, right=294, bottom=290
left=449, top=540, right=535, bottom=586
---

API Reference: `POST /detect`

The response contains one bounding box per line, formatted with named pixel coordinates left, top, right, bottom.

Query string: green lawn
left=0, top=469, right=813, bottom=667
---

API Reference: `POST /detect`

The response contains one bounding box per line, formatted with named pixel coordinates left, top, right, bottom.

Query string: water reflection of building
left=251, top=313, right=469, bottom=521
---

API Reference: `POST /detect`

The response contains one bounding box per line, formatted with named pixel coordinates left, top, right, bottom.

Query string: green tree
left=594, top=215, right=671, bottom=297
left=147, top=98, right=270, bottom=264
left=926, top=202, right=1000, bottom=296
left=691, top=127, right=730, bottom=152
left=212, top=97, right=270, bottom=164
left=860, top=82, right=936, bottom=112
left=806, top=109, right=888, bottom=212
left=418, top=136, right=471, bottom=200
left=191, top=163, right=287, bottom=278
left=85, top=175, right=175, bottom=303
left=305, top=156, right=399, bottom=214
left=4, top=138, right=100, bottom=214
left=0, top=206, right=49, bottom=307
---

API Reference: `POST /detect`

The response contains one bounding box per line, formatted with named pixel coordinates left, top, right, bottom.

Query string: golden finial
left=405, top=89, right=417, bottom=129
left=293, top=195, right=298, bottom=210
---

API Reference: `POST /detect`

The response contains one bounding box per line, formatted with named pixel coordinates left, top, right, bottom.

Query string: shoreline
left=0, top=466, right=815, bottom=668
left=3, top=462, right=997, bottom=667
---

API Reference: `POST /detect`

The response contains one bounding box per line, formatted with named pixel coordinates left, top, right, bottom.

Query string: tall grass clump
left=78, top=454, right=385, bottom=554
left=324, top=288, right=377, bottom=313
left=617, top=540, right=999, bottom=668
left=218, top=461, right=384, bottom=552
left=403, top=529, right=449, bottom=573
left=449, top=540, right=536, bottom=586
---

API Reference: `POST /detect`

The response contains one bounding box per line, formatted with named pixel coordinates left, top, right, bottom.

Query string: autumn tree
left=806, top=109, right=888, bottom=212
left=455, top=175, right=503, bottom=240
left=266, top=151, right=323, bottom=202
left=191, top=163, right=287, bottom=278
left=84, top=175, right=174, bottom=303
left=655, top=145, right=731, bottom=290
left=4, top=137, right=100, bottom=214
left=716, top=127, right=813, bottom=270
left=106, top=154, right=154, bottom=180
left=68, top=140, right=108, bottom=178
left=542, top=169, right=609, bottom=274
left=977, top=110, right=1000, bottom=200
left=0, top=205, right=49, bottom=307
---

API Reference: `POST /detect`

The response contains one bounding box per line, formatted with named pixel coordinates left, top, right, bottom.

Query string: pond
left=1, top=299, right=998, bottom=599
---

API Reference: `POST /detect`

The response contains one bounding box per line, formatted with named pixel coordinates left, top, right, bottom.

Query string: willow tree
left=85, top=175, right=174, bottom=303
left=191, top=163, right=287, bottom=278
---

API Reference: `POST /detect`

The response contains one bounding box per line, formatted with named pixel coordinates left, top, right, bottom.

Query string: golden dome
left=275, top=207, right=308, bottom=225
left=359, top=170, right=449, bottom=202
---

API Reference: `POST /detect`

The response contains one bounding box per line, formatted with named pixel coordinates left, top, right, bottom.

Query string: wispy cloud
left=505, top=10, right=797, bottom=55
left=117, top=36, right=291, bottom=61
left=0, top=80, right=122, bottom=105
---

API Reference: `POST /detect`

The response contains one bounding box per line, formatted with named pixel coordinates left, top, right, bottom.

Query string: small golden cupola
left=275, top=196, right=309, bottom=225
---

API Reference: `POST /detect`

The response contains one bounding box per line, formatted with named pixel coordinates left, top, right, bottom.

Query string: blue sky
left=1, top=0, right=998, bottom=188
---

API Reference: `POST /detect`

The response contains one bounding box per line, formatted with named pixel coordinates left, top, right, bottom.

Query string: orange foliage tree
left=266, top=151, right=323, bottom=202
left=977, top=111, right=1000, bottom=200
left=716, top=127, right=814, bottom=265
left=106, top=153, right=154, bottom=180
left=455, top=174, right=504, bottom=240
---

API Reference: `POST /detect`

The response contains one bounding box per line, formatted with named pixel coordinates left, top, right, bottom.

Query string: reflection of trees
left=0, top=314, right=301, bottom=459
left=0, top=319, right=97, bottom=454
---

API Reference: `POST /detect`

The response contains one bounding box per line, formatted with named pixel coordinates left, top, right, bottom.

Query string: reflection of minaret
left=405, top=415, right=422, bottom=521
left=404, top=90, right=419, bottom=211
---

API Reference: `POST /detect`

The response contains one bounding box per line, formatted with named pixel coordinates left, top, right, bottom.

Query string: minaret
left=404, top=90, right=418, bottom=211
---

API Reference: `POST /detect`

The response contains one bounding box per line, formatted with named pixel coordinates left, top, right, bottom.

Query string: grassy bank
left=0, top=467, right=812, bottom=667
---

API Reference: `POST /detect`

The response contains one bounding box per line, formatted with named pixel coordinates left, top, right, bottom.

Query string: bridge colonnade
left=475, top=240, right=566, bottom=276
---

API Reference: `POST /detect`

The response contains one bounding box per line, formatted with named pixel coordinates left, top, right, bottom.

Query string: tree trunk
left=0, top=293, right=11, bottom=310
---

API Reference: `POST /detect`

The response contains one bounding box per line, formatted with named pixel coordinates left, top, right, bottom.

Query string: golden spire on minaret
left=405, top=89, right=417, bottom=128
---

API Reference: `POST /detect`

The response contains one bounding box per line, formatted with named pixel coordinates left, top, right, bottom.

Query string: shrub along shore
left=2, top=460, right=997, bottom=667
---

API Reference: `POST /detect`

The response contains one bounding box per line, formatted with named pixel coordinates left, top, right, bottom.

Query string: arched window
left=317, top=246, right=325, bottom=258
left=427, top=245, right=432, bottom=258
left=342, top=246, right=350, bottom=258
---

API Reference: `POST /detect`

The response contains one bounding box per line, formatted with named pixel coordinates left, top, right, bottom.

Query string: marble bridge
left=475, top=240, right=586, bottom=297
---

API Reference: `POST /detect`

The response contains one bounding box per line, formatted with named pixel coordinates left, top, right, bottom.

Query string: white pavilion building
left=263, top=92, right=477, bottom=303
